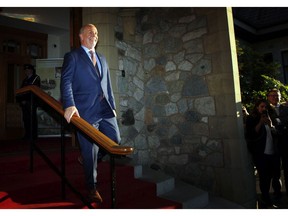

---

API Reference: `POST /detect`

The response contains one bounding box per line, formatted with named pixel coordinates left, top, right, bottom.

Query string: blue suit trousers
left=77, top=99, right=121, bottom=190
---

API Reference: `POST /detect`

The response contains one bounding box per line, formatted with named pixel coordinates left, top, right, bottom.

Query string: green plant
left=237, top=40, right=288, bottom=112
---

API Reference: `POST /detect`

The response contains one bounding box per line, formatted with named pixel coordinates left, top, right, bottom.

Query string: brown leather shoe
left=89, top=189, right=103, bottom=203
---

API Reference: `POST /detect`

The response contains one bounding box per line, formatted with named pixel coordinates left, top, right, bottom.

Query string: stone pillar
left=199, top=7, right=256, bottom=208
left=118, top=8, right=139, bottom=42
left=82, top=8, right=120, bottom=115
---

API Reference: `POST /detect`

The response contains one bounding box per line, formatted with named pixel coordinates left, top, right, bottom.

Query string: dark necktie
left=89, top=50, right=100, bottom=77
left=89, top=50, right=96, bottom=66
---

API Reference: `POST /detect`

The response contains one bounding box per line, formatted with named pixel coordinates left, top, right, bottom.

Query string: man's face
left=267, top=91, right=281, bottom=106
left=79, top=25, right=98, bottom=50
left=25, top=69, right=33, bottom=77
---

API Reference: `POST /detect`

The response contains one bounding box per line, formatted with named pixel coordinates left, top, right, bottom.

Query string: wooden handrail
left=16, top=85, right=133, bottom=156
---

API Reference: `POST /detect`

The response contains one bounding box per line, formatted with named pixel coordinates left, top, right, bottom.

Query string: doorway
left=6, top=63, right=24, bottom=128
left=0, top=26, right=47, bottom=139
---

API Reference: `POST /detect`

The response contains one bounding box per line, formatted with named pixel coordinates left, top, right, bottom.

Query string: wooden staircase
left=0, top=139, right=243, bottom=209
left=115, top=157, right=209, bottom=208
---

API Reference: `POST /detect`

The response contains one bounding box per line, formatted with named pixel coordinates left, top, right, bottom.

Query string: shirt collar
left=81, top=45, right=95, bottom=54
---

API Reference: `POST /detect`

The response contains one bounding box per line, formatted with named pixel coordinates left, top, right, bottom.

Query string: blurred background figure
left=267, top=88, right=288, bottom=198
left=245, top=99, right=280, bottom=208
left=17, top=64, right=41, bottom=140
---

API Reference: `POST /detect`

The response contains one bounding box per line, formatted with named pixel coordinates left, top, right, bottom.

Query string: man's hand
left=64, top=106, right=80, bottom=123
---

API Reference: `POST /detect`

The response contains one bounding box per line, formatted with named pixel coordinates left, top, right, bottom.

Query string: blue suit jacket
left=60, top=47, right=116, bottom=124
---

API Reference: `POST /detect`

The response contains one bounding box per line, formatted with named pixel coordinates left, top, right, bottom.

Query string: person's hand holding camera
left=261, top=110, right=274, bottom=128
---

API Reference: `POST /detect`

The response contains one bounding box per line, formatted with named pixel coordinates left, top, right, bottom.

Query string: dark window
left=263, top=53, right=273, bottom=64
left=2, top=40, right=20, bottom=54
left=281, top=50, right=288, bottom=84
left=27, top=43, right=43, bottom=59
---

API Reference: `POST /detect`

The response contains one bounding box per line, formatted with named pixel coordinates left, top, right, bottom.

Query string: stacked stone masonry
left=116, top=8, right=222, bottom=192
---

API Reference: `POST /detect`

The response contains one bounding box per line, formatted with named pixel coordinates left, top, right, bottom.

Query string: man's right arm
left=61, top=52, right=78, bottom=123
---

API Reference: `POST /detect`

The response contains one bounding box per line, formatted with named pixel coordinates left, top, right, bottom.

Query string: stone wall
left=117, top=8, right=219, bottom=186
left=83, top=7, right=255, bottom=207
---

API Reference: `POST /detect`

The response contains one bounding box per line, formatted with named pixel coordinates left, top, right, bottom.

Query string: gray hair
left=79, top=24, right=96, bottom=34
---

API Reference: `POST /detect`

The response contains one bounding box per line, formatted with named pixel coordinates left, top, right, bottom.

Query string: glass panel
left=281, top=51, right=288, bottom=84
left=282, top=51, right=288, bottom=65
left=263, top=53, right=273, bottom=64
left=27, top=44, right=43, bottom=58
left=30, top=44, right=38, bottom=57
left=2, top=40, right=20, bottom=54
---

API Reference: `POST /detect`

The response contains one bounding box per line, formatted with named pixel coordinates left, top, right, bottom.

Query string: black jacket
left=245, top=114, right=278, bottom=156
left=16, top=74, right=40, bottom=104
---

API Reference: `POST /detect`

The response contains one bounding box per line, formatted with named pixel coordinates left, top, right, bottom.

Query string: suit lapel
left=79, top=48, right=101, bottom=78
left=96, top=52, right=104, bottom=78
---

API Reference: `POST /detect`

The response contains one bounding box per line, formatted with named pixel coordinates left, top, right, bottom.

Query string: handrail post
left=61, top=118, right=66, bottom=199
left=16, top=86, right=133, bottom=208
left=110, top=154, right=116, bottom=208
left=29, top=93, right=34, bottom=173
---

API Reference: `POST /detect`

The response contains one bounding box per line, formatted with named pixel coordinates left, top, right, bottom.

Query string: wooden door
left=6, top=63, right=27, bottom=128
left=0, top=26, right=47, bottom=139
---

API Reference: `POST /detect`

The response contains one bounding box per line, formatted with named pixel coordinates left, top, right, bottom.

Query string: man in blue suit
left=60, top=24, right=121, bottom=203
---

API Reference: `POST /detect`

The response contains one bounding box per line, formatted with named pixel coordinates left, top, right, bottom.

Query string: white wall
left=47, top=32, right=70, bottom=58
left=47, top=35, right=61, bottom=58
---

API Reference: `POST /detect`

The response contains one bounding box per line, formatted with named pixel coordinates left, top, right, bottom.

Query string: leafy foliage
left=237, top=40, right=288, bottom=112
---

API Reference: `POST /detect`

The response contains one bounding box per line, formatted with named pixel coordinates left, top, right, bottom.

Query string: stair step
left=159, top=180, right=209, bottom=208
left=114, top=156, right=143, bottom=178
left=114, top=158, right=210, bottom=208
left=138, top=166, right=175, bottom=196
left=204, top=196, right=244, bottom=209
left=0, top=146, right=242, bottom=209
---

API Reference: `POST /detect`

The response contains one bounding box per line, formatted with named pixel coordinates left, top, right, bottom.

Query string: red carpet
left=0, top=138, right=182, bottom=209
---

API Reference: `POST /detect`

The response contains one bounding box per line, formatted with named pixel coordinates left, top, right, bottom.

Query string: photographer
left=246, top=99, right=280, bottom=208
